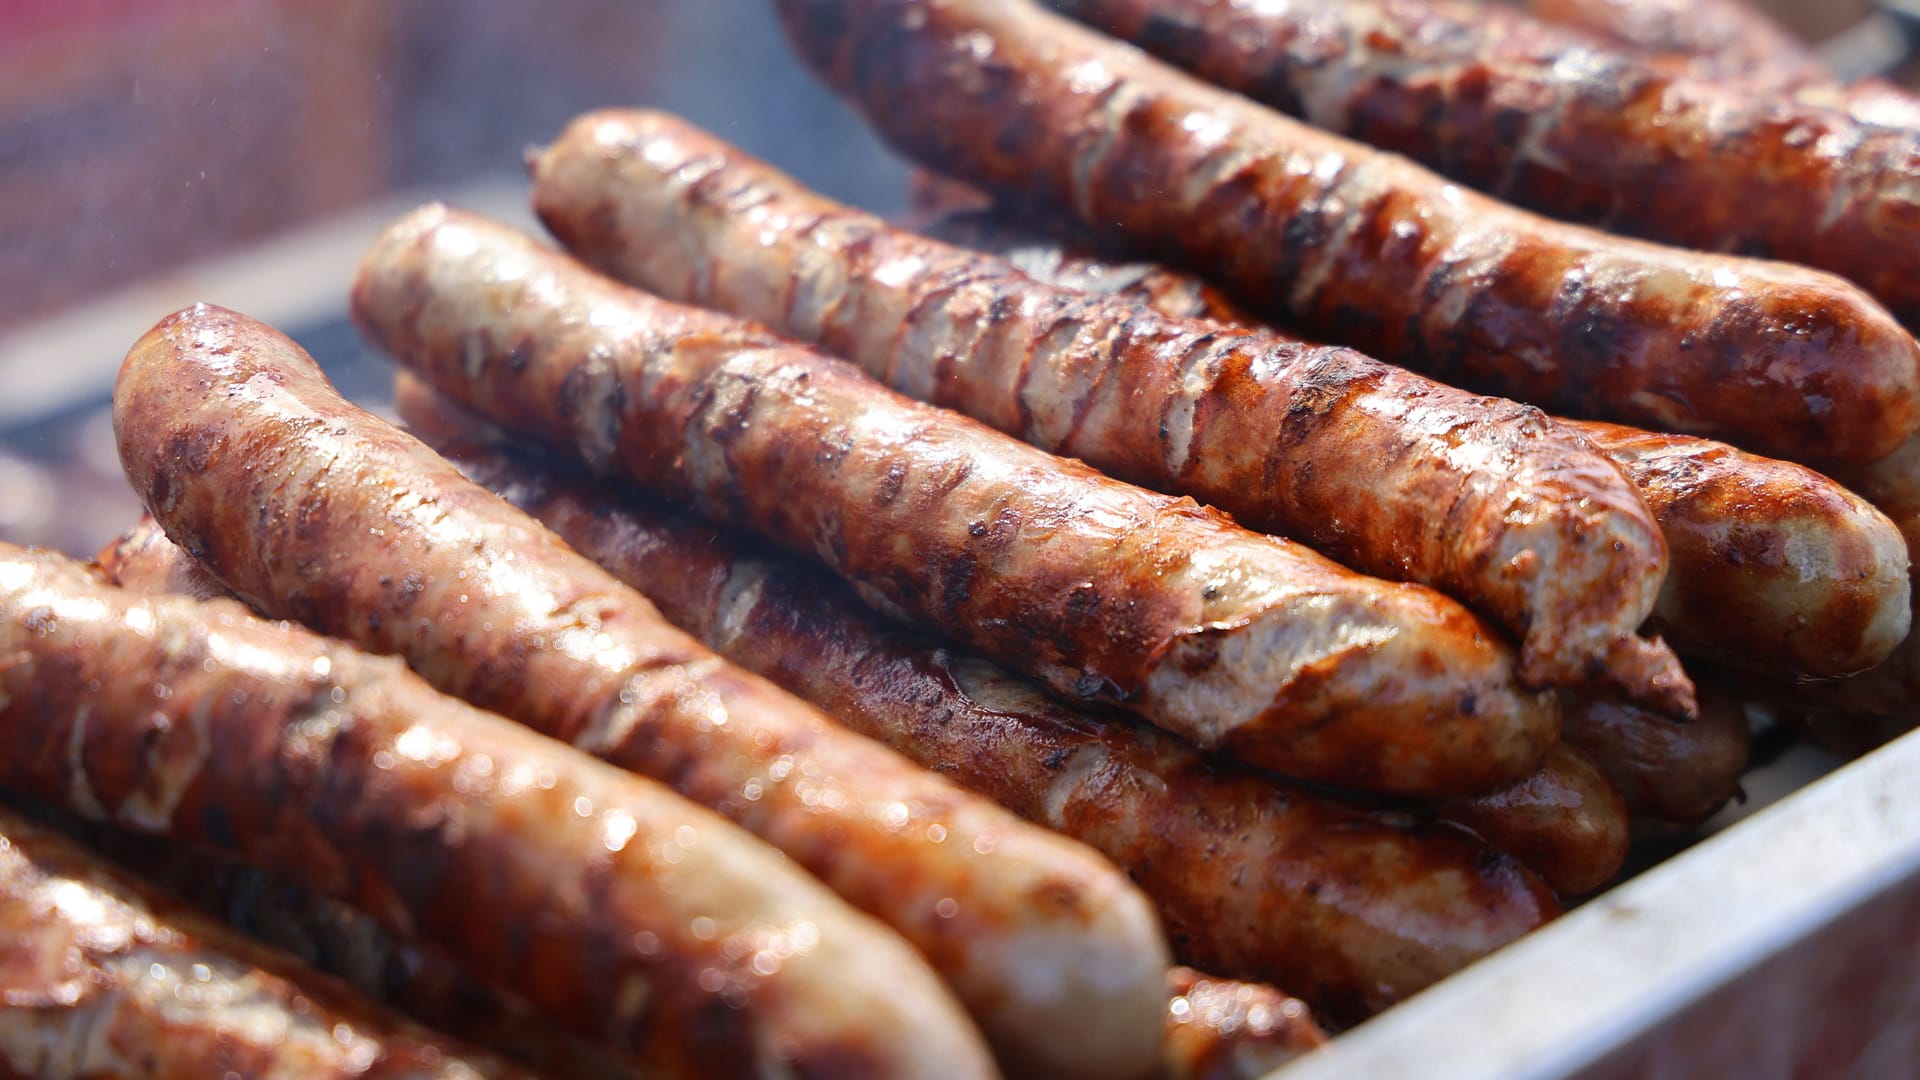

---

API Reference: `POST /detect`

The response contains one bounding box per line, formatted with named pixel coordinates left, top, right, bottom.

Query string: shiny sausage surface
left=1059, top=0, right=1920, bottom=346
left=351, top=206, right=1559, bottom=798
left=0, top=807, right=530, bottom=1080
left=777, top=0, right=1920, bottom=465
left=392, top=379, right=1562, bottom=1019
left=531, top=108, right=1687, bottom=711
left=114, top=302, right=1157, bottom=1080
left=0, top=545, right=978, bottom=1078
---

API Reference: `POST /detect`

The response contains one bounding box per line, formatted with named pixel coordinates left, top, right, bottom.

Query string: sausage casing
left=1562, top=420, right=1911, bottom=677
left=1518, top=0, right=1829, bottom=89
left=1158, top=968, right=1326, bottom=1080
left=114, top=303, right=1162, bottom=1080
left=531, top=108, right=1688, bottom=711
left=909, top=205, right=1913, bottom=679
left=0, top=806, right=530, bottom=1080
left=1059, top=0, right=1920, bottom=346
left=394, top=373, right=1564, bottom=1017
left=0, top=546, right=984, bottom=1078
left=1560, top=686, right=1752, bottom=825
left=777, top=0, right=1920, bottom=465
left=351, top=206, right=1559, bottom=797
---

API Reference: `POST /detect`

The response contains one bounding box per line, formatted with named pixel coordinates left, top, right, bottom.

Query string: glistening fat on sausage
left=391, top=377, right=1568, bottom=1016
left=529, top=108, right=1690, bottom=711
left=349, top=206, right=1561, bottom=798
left=0, top=545, right=991, bottom=1078
left=0, top=807, right=531, bottom=1080
left=113, top=302, right=1169, bottom=1080
left=1058, top=0, right=1920, bottom=342
left=775, top=0, right=1920, bottom=466
left=899, top=204, right=1911, bottom=679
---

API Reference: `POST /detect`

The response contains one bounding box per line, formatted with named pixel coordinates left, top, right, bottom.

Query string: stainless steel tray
left=1276, top=730, right=1920, bottom=1079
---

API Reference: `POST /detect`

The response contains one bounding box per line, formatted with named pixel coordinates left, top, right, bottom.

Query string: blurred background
left=0, top=0, right=1888, bottom=555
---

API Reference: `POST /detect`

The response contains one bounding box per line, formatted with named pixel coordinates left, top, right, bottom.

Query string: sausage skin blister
left=352, top=206, right=1561, bottom=798
left=530, top=109, right=1688, bottom=711
left=1560, top=688, right=1753, bottom=825
left=0, top=548, right=981, bottom=1078
left=776, top=0, right=1920, bottom=466
left=1158, top=968, right=1326, bottom=1080
left=1517, top=0, right=1829, bottom=89
left=389, top=381, right=1567, bottom=1017
left=114, top=304, right=1164, bottom=1080
left=0, top=807, right=530, bottom=1080
left=1059, top=0, right=1920, bottom=345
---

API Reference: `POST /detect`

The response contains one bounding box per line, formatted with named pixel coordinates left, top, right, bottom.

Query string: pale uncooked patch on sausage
left=787, top=218, right=864, bottom=343
left=1020, top=313, right=1121, bottom=452
left=708, top=562, right=774, bottom=655
left=1041, top=743, right=1111, bottom=830
left=1140, top=594, right=1400, bottom=747
left=1285, top=153, right=1389, bottom=314
left=581, top=653, right=732, bottom=758
left=1071, top=80, right=1146, bottom=223
left=117, top=694, right=213, bottom=833
left=64, top=704, right=108, bottom=822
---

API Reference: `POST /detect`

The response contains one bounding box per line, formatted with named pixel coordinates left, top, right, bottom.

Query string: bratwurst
left=113, top=303, right=1166, bottom=1080
left=776, top=0, right=1920, bottom=465
left=0, top=807, right=531, bottom=1080
left=0, top=545, right=990, bottom=1078
left=392, top=379, right=1566, bottom=1014
left=351, top=206, right=1559, bottom=797
left=530, top=107, right=1687, bottom=710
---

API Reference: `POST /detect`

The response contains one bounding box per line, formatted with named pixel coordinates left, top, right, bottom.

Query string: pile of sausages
left=4, top=0, right=1918, bottom=1076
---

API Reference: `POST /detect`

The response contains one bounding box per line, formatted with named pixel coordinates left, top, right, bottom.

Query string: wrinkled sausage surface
left=531, top=108, right=1687, bottom=711
left=777, top=0, right=1920, bottom=465
left=0, top=807, right=530, bottom=1080
left=0, top=545, right=976, bottom=1079
left=113, top=303, right=1157, bottom=1080
left=351, top=206, right=1559, bottom=797
left=391, top=381, right=1562, bottom=1019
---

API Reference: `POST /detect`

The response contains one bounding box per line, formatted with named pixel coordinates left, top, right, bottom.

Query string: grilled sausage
left=919, top=207, right=1261, bottom=326
left=14, top=685, right=634, bottom=1078
left=0, top=807, right=531, bottom=1080
left=899, top=207, right=1913, bottom=679
left=97, top=515, right=229, bottom=602
left=1058, top=0, right=1920, bottom=346
left=1516, top=0, right=1829, bottom=89
left=393, top=374, right=1564, bottom=1013
left=1430, top=743, right=1628, bottom=896
left=354, top=205, right=1561, bottom=797
left=1562, top=420, right=1911, bottom=676
left=777, top=0, right=1920, bottom=466
left=1560, top=687, right=1752, bottom=824
left=115, top=303, right=1163, bottom=1080
left=1158, top=969, right=1326, bottom=1080
left=1773, top=439, right=1920, bottom=726
left=0, top=547, right=983, bottom=1078
left=530, top=109, right=1687, bottom=710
